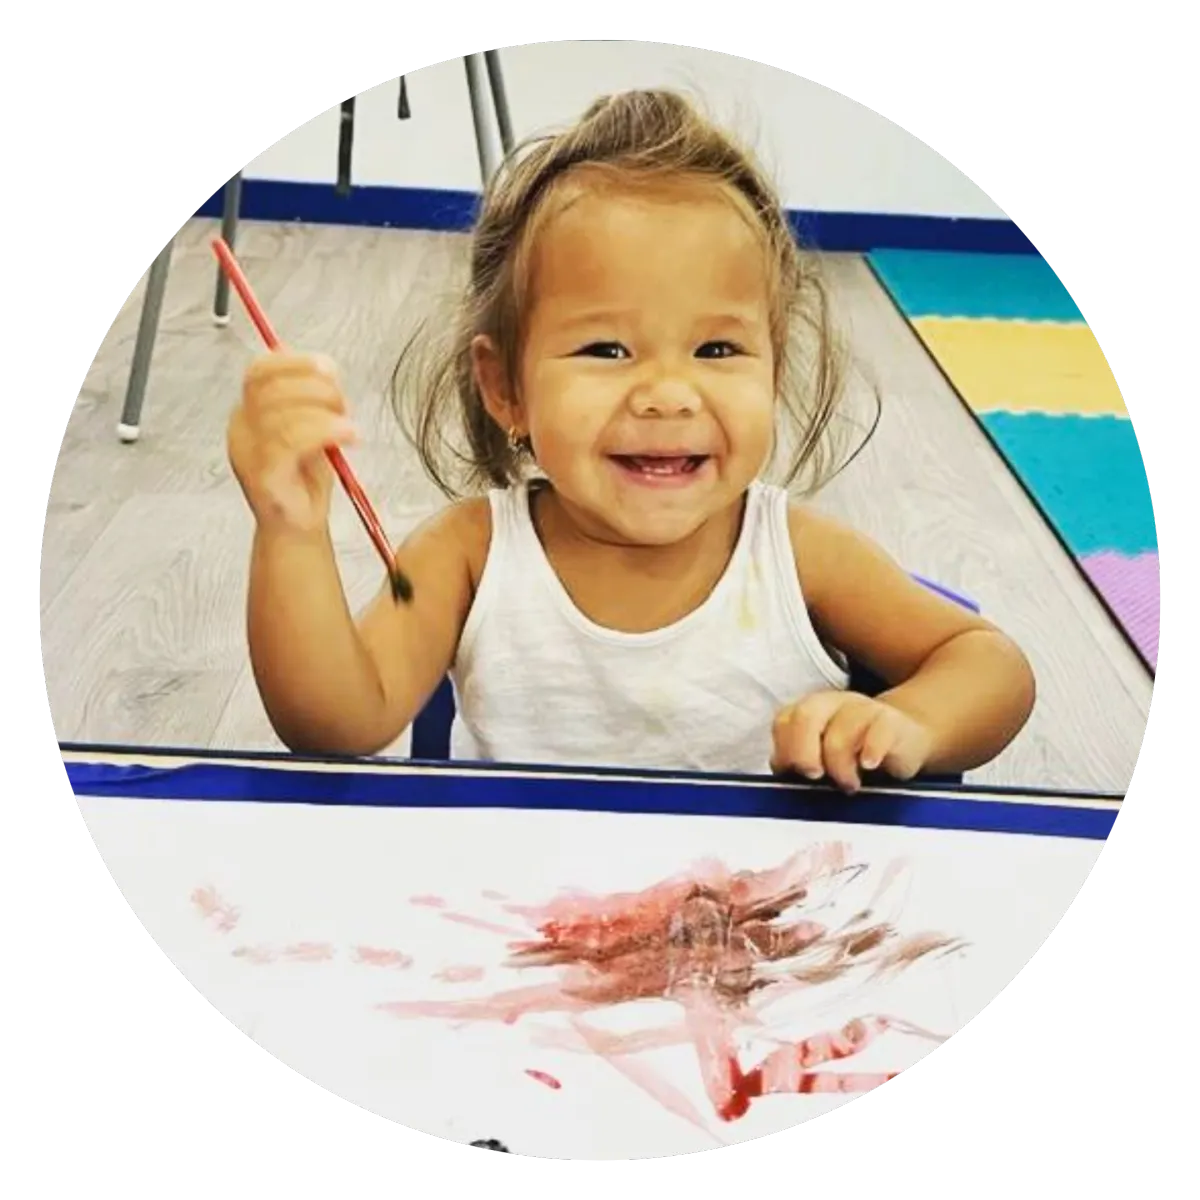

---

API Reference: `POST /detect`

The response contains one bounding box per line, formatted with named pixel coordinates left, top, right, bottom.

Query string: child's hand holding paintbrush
left=218, top=237, right=411, bottom=602
left=227, top=350, right=360, bottom=539
left=220, top=238, right=445, bottom=757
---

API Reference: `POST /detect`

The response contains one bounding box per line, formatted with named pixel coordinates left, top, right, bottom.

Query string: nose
left=628, top=374, right=700, bottom=418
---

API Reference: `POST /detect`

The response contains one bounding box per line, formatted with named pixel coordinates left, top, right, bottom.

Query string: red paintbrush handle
left=211, top=236, right=405, bottom=593
left=326, top=447, right=393, bottom=563
left=212, top=237, right=281, bottom=350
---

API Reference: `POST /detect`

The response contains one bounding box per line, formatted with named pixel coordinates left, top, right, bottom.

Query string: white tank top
left=448, top=481, right=849, bottom=775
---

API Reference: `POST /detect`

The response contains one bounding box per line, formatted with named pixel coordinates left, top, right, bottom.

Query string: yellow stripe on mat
left=911, top=317, right=1127, bottom=415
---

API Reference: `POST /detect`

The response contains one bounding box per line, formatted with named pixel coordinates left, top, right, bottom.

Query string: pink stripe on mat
left=1080, top=550, right=1159, bottom=668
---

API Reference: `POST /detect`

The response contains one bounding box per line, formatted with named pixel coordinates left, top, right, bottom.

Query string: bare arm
left=248, top=524, right=387, bottom=755
left=248, top=500, right=488, bottom=757
left=788, top=506, right=1035, bottom=776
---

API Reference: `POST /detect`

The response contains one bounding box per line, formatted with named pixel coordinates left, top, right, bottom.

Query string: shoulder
left=784, top=499, right=992, bottom=647
left=783, top=500, right=932, bottom=619
left=783, top=502, right=866, bottom=605
left=398, top=494, right=494, bottom=591
left=777, top=490, right=1020, bottom=700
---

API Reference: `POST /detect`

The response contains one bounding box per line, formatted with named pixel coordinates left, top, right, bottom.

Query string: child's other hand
left=227, top=353, right=358, bottom=534
left=770, top=691, right=933, bottom=793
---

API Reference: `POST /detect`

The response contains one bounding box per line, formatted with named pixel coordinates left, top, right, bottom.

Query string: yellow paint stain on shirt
left=632, top=685, right=675, bottom=736
left=738, top=557, right=763, bottom=632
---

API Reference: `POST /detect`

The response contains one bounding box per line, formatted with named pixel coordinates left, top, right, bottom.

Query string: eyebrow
left=551, top=308, right=766, bottom=332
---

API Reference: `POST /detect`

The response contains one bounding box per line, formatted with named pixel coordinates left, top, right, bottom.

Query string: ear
left=470, top=335, right=526, bottom=438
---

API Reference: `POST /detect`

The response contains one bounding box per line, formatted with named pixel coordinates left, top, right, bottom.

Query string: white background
left=244, top=41, right=1003, bottom=217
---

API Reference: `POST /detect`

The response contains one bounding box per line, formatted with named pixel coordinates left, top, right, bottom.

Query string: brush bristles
left=390, top=568, right=414, bottom=603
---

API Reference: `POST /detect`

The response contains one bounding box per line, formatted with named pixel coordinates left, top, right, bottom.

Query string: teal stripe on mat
left=869, top=249, right=1083, bottom=322
left=979, top=413, right=1156, bottom=556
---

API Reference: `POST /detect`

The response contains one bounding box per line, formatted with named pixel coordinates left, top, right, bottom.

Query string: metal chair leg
left=463, top=54, right=502, bottom=184
left=118, top=236, right=174, bottom=442
left=483, top=49, right=514, bottom=153
left=212, top=172, right=243, bottom=325
left=335, top=99, right=356, bottom=197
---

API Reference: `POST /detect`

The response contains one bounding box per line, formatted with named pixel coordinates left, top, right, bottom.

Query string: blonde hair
left=392, top=88, right=876, bottom=497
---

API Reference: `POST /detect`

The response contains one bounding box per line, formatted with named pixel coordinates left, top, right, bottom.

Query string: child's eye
left=695, top=341, right=744, bottom=359
left=575, top=342, right=629, bottom=359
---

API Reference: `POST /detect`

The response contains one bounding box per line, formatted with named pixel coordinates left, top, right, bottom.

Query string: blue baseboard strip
left=195, top=179, right=1033, bottom=255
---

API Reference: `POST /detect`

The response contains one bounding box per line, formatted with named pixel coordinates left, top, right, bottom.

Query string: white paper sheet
left=77, top=794, right=1104, bottom=1158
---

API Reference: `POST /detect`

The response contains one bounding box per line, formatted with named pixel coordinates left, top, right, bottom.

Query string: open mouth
left=610, top=454, right=710, bottom=479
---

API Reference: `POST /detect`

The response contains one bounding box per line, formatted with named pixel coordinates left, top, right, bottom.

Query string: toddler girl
left=227, top=90, right=1035, bottom=790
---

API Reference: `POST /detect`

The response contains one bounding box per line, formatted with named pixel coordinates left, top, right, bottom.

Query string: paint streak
left=737, top=556, right=763, bottom=632
left=381, top=845, right=964, bottom=1126
left=232, top=945, right=275, bottom=965
left=282, top=942, right=335, bottom=963
left=482, top=890, right=508, bottom=901
left=436, top=964, right=487, bottom=983
left=230, top=942, right=335, bottom=965
left=566, top=1015, right=716, bottom=1139
left=524, top=1069, right=561, bottom=1090
left=353, top=946, right=414, bottom=969
left=439, top=911, right=526, bottom=937
left=191, top=885, right=240, bottom=933
left=410, top=895, right=447, bottom=908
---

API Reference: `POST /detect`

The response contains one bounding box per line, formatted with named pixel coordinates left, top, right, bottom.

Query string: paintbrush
left=211, top=237, right=412, bottom=603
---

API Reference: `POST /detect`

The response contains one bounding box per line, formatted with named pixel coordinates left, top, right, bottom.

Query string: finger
left=244, top=351, right=341, bottom=385
left=250, top=376, right=349, bottom=419
left=878, top=739, right=923, bottom=781
left=859, top=712, right=899, bottom=773
left=865, top=707, right=931, bottom=781
left=244, top=352, right=348, bottom=415
left=308, top=353, right=340, bottom=381
left=772, top=693, right=842, bottom=778
left=257, top=410, right=358, bottom=461
left=769, top=703, right=798, bottom=775
left=821, top=703, right=876, bottom=793
left=256, top=403, right=357, bottom=442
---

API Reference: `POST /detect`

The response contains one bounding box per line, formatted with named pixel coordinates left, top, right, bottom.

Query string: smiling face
left=475, top=178, right=778, bottom=546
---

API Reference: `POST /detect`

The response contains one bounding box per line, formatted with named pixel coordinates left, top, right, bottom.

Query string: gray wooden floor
left=41, top=218, right=1152, bottom=792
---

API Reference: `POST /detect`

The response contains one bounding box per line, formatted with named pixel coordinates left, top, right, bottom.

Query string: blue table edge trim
left=62, top=747, right=1120, bottom=843
left=58, top=741, right=1122, bottom=803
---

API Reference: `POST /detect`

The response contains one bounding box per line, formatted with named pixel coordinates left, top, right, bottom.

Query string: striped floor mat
left=867, top=249, right=1157, bottom=670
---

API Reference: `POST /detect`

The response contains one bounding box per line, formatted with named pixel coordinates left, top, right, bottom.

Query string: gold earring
left=507, top=426, right=523, bottom=454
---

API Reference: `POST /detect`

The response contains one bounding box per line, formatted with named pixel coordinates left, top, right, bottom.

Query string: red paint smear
left=282, top=942, right=335, bottom=963
left=381, top=845, right=963, bottom=1126
left=566, top=1016, right=715, bottom=1139
left=353, top=946, right=414, bottom=969
left=524, top=1069, right=562, bottom=1090
left=435, top=964, right=486, bottom=983
left=231, top=942, right=335, bottom=965
left=381, top=982, right=591, bottom=1025
left=439, top=911, right=526, bottom=937
left=410, top=895, right=447, bottom=908
left=191, top=885, right=240, bottom=933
